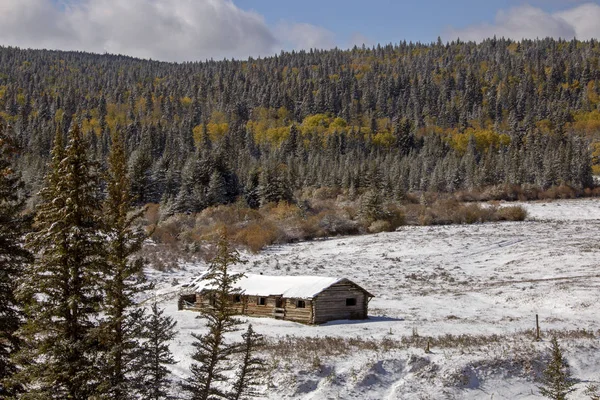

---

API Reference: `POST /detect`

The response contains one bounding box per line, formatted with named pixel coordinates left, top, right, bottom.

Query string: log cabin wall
left=244, top=295, right=277, bottom=318
left=283, top=298, right=313, bottom=323
left=193, top=292, right=245, bottom=313
left=182, top=278, right=371, bottom=325
left=312, top=281, right=368, bottom=324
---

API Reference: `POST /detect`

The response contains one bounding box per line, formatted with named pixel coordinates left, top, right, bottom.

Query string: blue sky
left=5, top=0, right=600, bottom=62
left=236, top=0, right=598, bottom=45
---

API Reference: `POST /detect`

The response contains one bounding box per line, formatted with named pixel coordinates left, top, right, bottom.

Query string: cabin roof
left=189, top=273, right=372, bottom=299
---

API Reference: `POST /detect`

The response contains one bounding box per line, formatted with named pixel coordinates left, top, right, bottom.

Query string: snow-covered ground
left=149, top=198, right=600, bottom=399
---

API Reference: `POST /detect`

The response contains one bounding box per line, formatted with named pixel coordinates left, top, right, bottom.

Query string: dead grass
left=264, top=329, right=599, bottom=365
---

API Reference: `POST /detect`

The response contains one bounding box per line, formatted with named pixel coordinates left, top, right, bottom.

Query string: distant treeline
left=0, top=38, right=599, bottom=210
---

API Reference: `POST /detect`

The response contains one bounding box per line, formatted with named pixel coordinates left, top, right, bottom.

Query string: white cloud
left=275, top=22, right=337, bottom=52
left=555, top=3, right=600, bottom=39
left=0, top=0, right=279, bottom=62
left=443, top=3, right=600, bottom=42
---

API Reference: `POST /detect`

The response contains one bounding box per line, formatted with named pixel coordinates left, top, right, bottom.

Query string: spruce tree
left=539, top=336, right=576, bottom=400
left=98, top=127, right=152, bottom=399
left=0, top=121, right=31, bottom=397
left=228, top=324, right=265, bottom=400
left=134, top=302, right=177, bottom=400
left=15, top=123, right=105, bottom=399
left=183, top=234, right=246, bottom=400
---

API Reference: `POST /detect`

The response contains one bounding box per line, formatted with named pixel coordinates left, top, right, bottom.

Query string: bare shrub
left=497, top=205, right=528, bottom=221
left=317, top=210, right=359, bottom=236
left=151, top=214, right=194, bottom=245
left=144, top=203, right=161, bottom=226
left=263, top=201, right=303, bottom=220
left=539, top=184, right=577, bottom=200
left=385, top=204, right=406, bottom=229
left=234, top=221, right=283, bottom=253
left=368, top=220, right=392, bottom=233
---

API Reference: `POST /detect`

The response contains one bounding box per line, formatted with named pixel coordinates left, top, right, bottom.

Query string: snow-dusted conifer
left=183, top=233, right=246, bottom=400
left=15, top=123, right=106, bottom=398
left=228, top=324, right=265, bottom=400
left=0, top=121, right=31, bottom=397
left=538, top=336, right=576, bottom=400
left=134, top=302, right=177, bottom=400
left=97, top=127, right=152, bottom=399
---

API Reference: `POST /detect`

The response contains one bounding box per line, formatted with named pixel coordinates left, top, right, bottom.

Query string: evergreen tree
left=0, top=121, right=31, bottom=397
left=228, top=324, right=265, bottom=400
left=358, top=190, right=387, bottom=224
left=15, top=124, right=105, bottom=399
left=207, top=169, right=228, bottom=206
left=259, top=164, right=293, bottom=206
left=183, top=234, right=246, bottom=400
left=134, top=302, right=177, bottom=400
left=539, top=336, right=576, bottom=400
left=98, top=127, right=152, bottom=399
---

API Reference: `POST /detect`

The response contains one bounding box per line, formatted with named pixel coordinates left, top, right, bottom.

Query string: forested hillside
left=1, top=38, right=598, bottom=213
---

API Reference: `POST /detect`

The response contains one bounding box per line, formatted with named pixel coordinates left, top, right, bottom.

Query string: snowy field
left=149, top=198, right=600, bottom=399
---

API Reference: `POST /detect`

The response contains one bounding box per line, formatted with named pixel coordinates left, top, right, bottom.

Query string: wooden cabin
left=178, top=274, right=374, bottom=324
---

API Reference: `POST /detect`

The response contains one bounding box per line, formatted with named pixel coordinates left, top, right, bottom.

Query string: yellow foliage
left=81, top=117, right=101, bottom=136
left=54, top=109, right=65, bottom=123
left=591, top=142, right=600, bottom=169
left=253, top=126, right=289, bottom=146
left=587, top=81, right=599, bottom=105
left=207, top=122, right=228, bottom=142
left=372, top=132, right=396, bottom=148
left=447, top=128, right=511, bottom=154
left=301, top=114, right=331, bottom=133
left=330, top=117, right=347, bottom=130
left=245, top=107, right=292, bottom=146
left=567, top=110, right=600, bottom=137
left=180, top=96, right=193, bottom=108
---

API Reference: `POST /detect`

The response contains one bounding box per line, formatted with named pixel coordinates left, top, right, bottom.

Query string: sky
left=1, top=0, right=599, bottom=62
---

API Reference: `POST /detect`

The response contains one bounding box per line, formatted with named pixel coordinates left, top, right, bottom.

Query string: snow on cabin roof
left=190, top=273, right=346, bottom=299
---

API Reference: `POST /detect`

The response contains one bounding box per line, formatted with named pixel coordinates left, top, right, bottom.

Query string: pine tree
left=539, top=336, right=576, bottom=400
left=207, top=169, right=228, bottom=206
left=228, top=324, right=265, bottom=400
left=358, top=189, right=387, bottom=224
left=259, top=164, right=293, bottom=206
left=0, top=121, right=31, bottom=397
left=15, top=123, right=106, bottom=399
left=183, top=234, right=246, bottom=400
left=134, top=302, right=177, bottom=400
left=98, top=127, right=152, bottom=399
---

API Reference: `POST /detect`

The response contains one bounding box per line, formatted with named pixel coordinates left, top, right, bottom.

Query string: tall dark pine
left=134, top=302, right=177, bottom=400
left=98, top=127, right=151, bottom=399
left=16, top=124, right=105, bottom=399
left=183, top=234, right=246, bottom=400
left=0, top=122, right=31, bottom=397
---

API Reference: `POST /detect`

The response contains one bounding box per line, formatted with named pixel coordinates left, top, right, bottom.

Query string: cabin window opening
left=257, top=297, right=266, bottom=306
left=296, top=300, right=306, bottom=308
left=346, top=298, right=357, bottom=306
left=233, top=294, right=241, bottom=303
